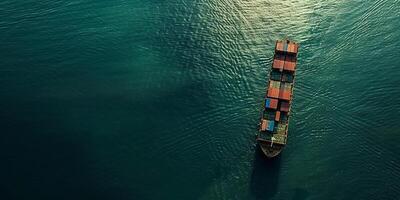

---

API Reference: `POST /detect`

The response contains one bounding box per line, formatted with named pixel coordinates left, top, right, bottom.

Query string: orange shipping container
left=287, top=44, right=293, bottom=53
left=268, top=88, right=280, bottom=98
left=284, top=56, right=296, bottom=71
left=279, top=90, right=291, bottom=100
left=261, top=119, right=267, bottom=131
left=284, top=61, right=296, bottom=71
left=270, top=98, right=278, bottom=109
left=275, top=111, right=281, bottom=121
left=265, top=98, right=278, bottom=109
left=287, top=43, right=298, bottom=54
left=276, top=41, right=284, bottom=52
left=292, top=44, right=299, bottom=54
left=273, top=59, right=284, bottom=70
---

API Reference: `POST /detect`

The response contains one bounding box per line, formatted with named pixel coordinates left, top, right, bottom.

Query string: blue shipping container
left=267, top=121, right=275, bottom=131
left=265, top=98, right=271, bottom=108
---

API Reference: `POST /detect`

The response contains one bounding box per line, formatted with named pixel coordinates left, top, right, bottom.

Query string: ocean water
left=1, top=0, right=400, bottom=199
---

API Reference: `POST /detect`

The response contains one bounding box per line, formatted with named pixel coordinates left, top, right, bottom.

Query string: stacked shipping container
left=258, top=40, right=299, bottom=146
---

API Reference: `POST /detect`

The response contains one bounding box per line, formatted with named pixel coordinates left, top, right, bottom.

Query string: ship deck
left=257, top=40, right=299, bottom=148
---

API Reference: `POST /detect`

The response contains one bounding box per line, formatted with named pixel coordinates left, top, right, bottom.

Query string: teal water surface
left=1, top=0, right=400, bottom=199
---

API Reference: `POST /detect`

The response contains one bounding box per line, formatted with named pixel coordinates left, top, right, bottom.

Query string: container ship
left=257, top=40, right=299, bottom=158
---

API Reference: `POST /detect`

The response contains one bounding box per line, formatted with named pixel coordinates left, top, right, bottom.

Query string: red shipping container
left=280, top=101, right=290, bottom=112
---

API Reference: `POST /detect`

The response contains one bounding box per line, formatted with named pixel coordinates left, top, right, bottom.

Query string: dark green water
left=1, top=0, right=400, bottom=199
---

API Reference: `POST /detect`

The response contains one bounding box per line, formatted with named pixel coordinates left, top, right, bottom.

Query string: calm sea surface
left=1, top=0, right=400, bottom=199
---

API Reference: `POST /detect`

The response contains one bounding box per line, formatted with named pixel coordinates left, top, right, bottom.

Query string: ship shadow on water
left=250, top=145, right=281, bottom=200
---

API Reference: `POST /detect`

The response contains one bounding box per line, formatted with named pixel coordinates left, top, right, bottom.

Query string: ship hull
left=258, top=141, right=284, bottom=158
